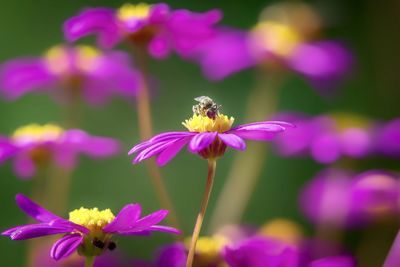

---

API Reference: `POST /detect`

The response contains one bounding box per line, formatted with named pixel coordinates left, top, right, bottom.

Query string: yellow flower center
left=252, top=21, right=301, bottom=57
left=331, top=113, right=371, bottom=132
left=182, top=114, right=234, bottom=133
left=69, top=207, right=115, bottom=231
left=258, top=218, right=303, bottom=245
left=117, top=3, right=151, bottom=22
left=44, top=45, right=100, bottom=75
left=12, top=124, right=64, bottom=144
left=185, top=236, right=228, bottom=264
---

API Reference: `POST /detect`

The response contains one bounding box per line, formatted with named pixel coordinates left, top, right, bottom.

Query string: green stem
left=186, top=160, right=217, bottom=267
left=85, top=256, right=95, bottom=267
left=132, top=46, right=181, bottom=231
left=209, top=68, right=282, bottom=232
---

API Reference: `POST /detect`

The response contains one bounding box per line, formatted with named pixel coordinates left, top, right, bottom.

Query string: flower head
left=129, top=96, right=293, bottom=165
left=64, top=3, right=221, bottom=58
left=187, top=2, right=353, bottom=93
left=1, top=45, right=140, bottom=104
left=2, top=194, right=180, bottom=261
left=274, top=112, right=374, bottom=164
left=300, top=168, right=400, bottom=227
left=0, top=123, right=120, bottom=179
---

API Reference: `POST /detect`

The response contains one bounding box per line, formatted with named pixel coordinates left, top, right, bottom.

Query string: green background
left=0, top=0, right=399, bottom=266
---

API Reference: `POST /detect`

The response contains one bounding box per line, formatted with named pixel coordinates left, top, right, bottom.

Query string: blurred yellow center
left=183, top=114, right=234, bottom=133
left=69, top=207, right=115, bottom=231
left=45, top=45, right=100, bottom=74
left=12, top=124, right=64, bottom=143
left=252, top=21, right=301, bottom=57
left=331, top=113, right=371, bottom=131
left=185, top=236, right=227, bottom=263
left=117, top=3, right=151, bottom=21
left=258, top=218, right=303, bottom=245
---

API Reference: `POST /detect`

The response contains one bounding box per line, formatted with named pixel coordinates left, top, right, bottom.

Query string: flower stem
left=186, top=159, right=217, bottom=267
left=209, top=68, right=282, bottom=231
left=85, top=256, right=95, bottom=267
left=133, top=46, right=180, bottom=230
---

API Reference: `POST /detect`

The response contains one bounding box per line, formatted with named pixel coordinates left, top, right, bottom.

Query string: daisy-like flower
left=0, top=45, right=140, bottom=104
left=301, top=169, right=400, bottom=227
left=274, top=112, right=374, bottom=164
left=129, top=96, right=293, bottom=166
left=64, top=3, right=221, bottom=59
left=0, top=123, right=119, bottom=179
left=188, top=2, right=352, bottom=93
left=2, top=194, right=180, bottom=264
left=129, top=96, right=292, bottom=267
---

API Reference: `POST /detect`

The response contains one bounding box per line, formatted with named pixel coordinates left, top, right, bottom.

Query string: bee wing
left=194, top=96, right=208, bottom=102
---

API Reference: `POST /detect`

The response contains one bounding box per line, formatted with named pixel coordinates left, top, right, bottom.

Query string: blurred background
left=0, top=0, right=399, bottom=266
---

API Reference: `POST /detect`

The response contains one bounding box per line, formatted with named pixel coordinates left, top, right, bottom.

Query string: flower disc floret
left=12, top=124, right=64, bottom=144
left=183, top=114, right=234, bottom=133
left=69, top=208, right=115, bottom=231
left=117, top=3, right=152, bottom=21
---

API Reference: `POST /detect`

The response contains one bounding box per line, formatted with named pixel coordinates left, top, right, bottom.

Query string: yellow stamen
left=258, top=218, right=303, bottom=245
left=69, top=207, right=115, bottom=231
left=117, top=3, right=151, bottom=21
left=44, top=45, right=70, bottom=75
left=12, top=124, right=64, bottom=144
left=185, top=235, right=227, bottom=263
left=252, top=21, right=301, bottom=57
left=331, top=113, right=371, bottom=131
left=76, top=45, right=101, bottom=72
left=182, top=114, right=234, bottom=133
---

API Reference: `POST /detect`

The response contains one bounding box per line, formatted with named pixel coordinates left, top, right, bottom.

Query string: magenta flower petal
left=50, top=233, right=83, bottom=261
left=148, top=225, right=182, bottom=235
left=120, top=210, right=169, bottom=233
left=13, top=154, right=36, bottom=179
left=134, top=139, right=182, bottom=164
left=103, top=204, right=142, bottom=233
left=0, top=138, right=17, bottom=163
left=63, top=8, right=120, bottom=48
left=188, top=132, right=218, bottom=152
left=309, top=255, right=356, bottom=267
left=384, top=230, right=400, bottom=267
left=0, top=59, right=55, bottom=100
left=156, top=137, right=191, bottom=166
left=15, top=194, right=61, bottom=223
left=218, top=133, right=246, bottom=150
left=7, top=224, right=73, bottom=240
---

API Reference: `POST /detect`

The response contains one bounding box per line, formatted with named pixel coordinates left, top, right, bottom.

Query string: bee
left=192, top=96, right=221, bottom=119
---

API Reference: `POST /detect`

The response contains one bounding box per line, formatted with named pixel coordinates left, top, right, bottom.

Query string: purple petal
left=0, top=58, right=55, bottom=100
left=0, top=137, right=17, bottom=163
left=218, top=133, right=246, bottom=150
left=118, top=210, right=169, bottom=234
left=13, top=155, right=36, bottom=179
left=384, top=230, right=400, bottom=267
left=7, top=224, right=73, bottom=240
left=148, top=225, right=181, bottom=235
left=133, top=140, right=178, bottom=164
left=15, top=194, right=61, bottom=223
left=50, top=234, right=83, bottom=261
left=103, top=204, right=142, bottom=233
left=63, top=8, right=121, bottom=48
left=156, top=137, right=190, bottom=166
left=229, top=130, right=280, bottom=141
left=188, top=132, right=217, bottom=152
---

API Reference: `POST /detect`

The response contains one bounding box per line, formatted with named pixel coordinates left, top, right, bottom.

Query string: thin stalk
left=186, top=160, right=217, bottom=267
left=133, top=46, right=180, bottom=230
left=209, top=68, right=282, bottom=231
left=85, top=256, right=95, bottom=267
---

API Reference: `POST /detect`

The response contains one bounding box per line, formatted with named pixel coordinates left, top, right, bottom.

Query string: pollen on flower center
left=69, top=207, right=115, bottom=231
left=117, top=3, right=151, bottom=21
left=182, top=114, right=234, bottom=133
left=252, top=21, right=301, bottom=57
left=12, top=124, right=64, bottom=144
left=185, top=236, right=227, bottom=262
